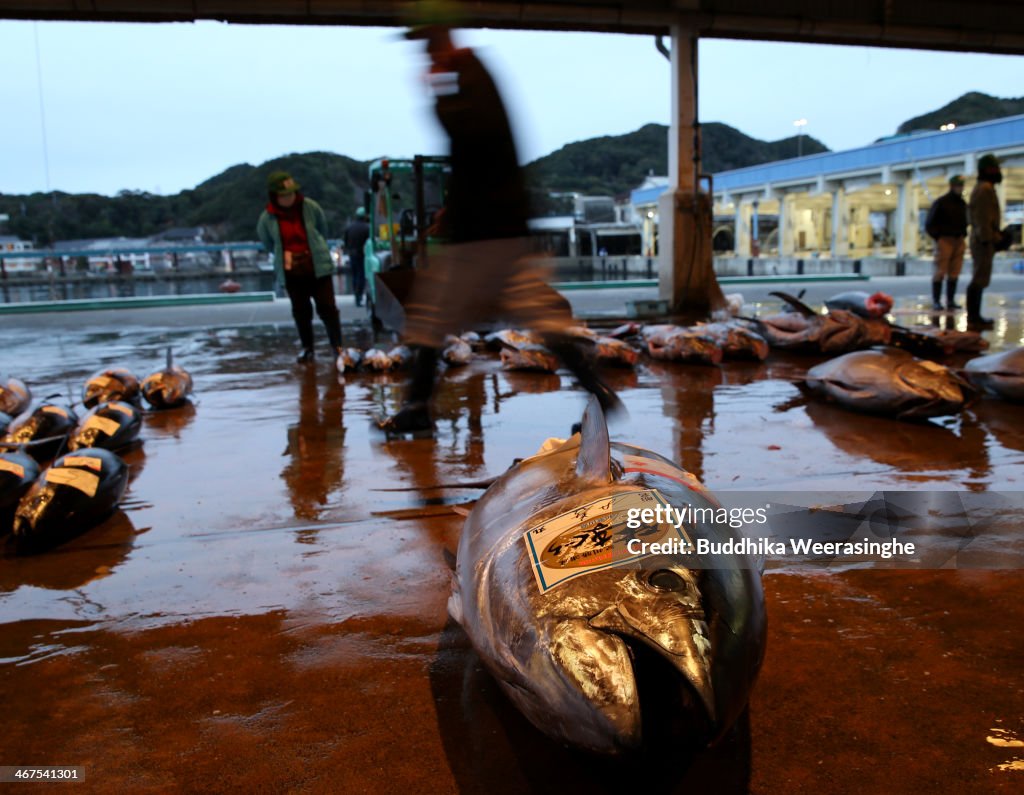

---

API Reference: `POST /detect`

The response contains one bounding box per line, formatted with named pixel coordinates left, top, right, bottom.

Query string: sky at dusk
left=2, top=19, right=1024, bottom=196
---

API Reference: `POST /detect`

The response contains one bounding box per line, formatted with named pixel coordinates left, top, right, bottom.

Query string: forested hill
left=0, top=152, right=367, bottom=246
left=1, top=124, right=827, bottom=243
left=896, top=92, right=1024, bottom=135
left=4, top=90, right=1020, bottom=244
left=524, top=122, right=828, bottom=197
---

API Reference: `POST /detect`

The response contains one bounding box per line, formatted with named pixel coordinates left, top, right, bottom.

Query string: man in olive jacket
left=925, top=174, right=967, bottom=311
left=257, top=171, right=343, bottom=363
left=967, top=154, right=1002, bottom=330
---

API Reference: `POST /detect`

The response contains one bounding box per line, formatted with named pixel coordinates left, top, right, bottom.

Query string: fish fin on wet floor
left=769, top=290, right=818, bottom=317
left=575, top=396, right=613, bottom=484
left=774, top=391, right=811, bottom=412
left=446, top=571, right=464, bottom=626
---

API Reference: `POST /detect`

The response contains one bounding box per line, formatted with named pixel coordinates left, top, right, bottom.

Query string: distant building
left=632, top=113, right=1024, bottom=260
left=0, top=235, right=35, bottom=272
left=148, top=226, right=209, bottom=245
left=53, top=237, right=152, bottom=271
left=528, top=194, right=643, bottom=259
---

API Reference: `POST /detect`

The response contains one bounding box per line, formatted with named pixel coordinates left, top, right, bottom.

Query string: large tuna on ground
left=0, top=377, right=31, bottom=417
left=963, top=346, right=1024, bottom=402
left=449, top=399, right=766, bottom=754
left=67, top=401, right=143, bottom=452
left=2, top=401, right=78, bottom=462
left=141, top=350, right=193, bottom=409
left=803, top=347, right=974, bottom=420
left=82, top=368, right=140, bottom=408
left=11, top=447, right=129, bottom=551
left=0, top=451, right=41, bottom=534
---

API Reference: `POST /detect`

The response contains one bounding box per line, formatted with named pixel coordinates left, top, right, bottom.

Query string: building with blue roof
left=631, top=114, right=1024, bottom=262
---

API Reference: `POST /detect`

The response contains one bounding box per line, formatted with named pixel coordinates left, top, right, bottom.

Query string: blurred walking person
left=257, top=171, right=345, bottom=364
left=378, top=2, right=622, bottom=434
left=924, top=174, right=967, bottom=311
left=967, top=154, right=1002, bottom=330
left=342, top=207, right=371, bottom=307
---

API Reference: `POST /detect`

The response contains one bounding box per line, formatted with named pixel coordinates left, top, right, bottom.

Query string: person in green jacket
left=257, top=171, right=344, bottom=363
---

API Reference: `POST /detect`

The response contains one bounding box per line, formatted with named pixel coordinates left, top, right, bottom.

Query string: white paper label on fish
left=84, top=415, right=121, bottom=436
left=523, top=489, right=688, bottom=594
left=0, top=458, right=25, bottom=477
left=45, top=467, right=99, bottom=497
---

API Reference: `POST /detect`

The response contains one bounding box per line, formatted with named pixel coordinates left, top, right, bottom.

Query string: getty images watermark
left=615, top=490, right=1024, bottom=570
left=624, top=503, right=915, bottom=559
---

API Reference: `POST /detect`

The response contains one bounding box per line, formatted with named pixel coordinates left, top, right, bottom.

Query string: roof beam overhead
left=1, top=1, right=1023, bottom=55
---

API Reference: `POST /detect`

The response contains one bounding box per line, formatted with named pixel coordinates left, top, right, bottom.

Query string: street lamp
left=793, top=118, right=808, bottom=157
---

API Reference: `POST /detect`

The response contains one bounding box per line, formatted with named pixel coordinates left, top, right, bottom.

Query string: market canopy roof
left=2, top=1, right=1023, bottom=55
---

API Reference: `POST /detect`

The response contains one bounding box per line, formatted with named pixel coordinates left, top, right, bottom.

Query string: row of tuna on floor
left=337, top=288, right=1020, bottom=420
left=0, top=356, right=194, bottom=551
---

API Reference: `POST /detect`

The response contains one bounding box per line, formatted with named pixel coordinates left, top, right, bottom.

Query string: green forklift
left=363, top=155, right=451, bottom=332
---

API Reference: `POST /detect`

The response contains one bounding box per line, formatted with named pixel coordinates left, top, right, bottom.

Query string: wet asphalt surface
left=1, top=280, right=1023, bottom=792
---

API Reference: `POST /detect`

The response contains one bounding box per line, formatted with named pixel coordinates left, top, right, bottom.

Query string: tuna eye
left=645, top=569, right=686, bottom=592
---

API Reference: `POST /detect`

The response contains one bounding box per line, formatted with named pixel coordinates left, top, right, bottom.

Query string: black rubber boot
left=377, top=347, right=439, bottom=435
left=965, top=284, right=994, bottom=330
left=946, top=278, right=961, bottom=310
left=544, top=334, right=626, bottom=419
left=296, top=348, right=314, bottom=364
left=931, top=280, right=943, bottom=311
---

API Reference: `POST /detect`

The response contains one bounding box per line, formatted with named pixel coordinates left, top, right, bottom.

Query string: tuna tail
left=770, top=290, right=818, bottom=317
left=575, top=396, right=613, bottom=483
left=166, top=347, right=173, bottom=370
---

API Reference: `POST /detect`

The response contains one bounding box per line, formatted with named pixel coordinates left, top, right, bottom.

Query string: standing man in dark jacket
left=967, top=153, right=1003, bottom=330
left=924, top=175, right=968, bottom=311
left=257, top=171, right=344, bottom=364
left=378, top=3, right=622, bottom=435
left=342, top=207, right=370, bottom=307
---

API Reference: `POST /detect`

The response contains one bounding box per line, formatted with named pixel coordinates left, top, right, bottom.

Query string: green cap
left=403, top=0, right=463, bottom=38
left=978, top=153, right=1000, bottom=172
left=948, top=174, right=965, bottom=186
left=267, top=171, right=300, bottom=194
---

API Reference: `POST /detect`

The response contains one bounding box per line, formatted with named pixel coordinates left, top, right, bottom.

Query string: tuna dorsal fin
left=575, top=396, right=612, bottom=483
left=770, top=290, right=817, bottom=317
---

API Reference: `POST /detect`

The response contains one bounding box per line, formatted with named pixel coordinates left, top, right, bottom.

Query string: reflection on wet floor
left=1, top=301, right=1022, bottom=624
left=1, top=293, right=1022, bottom=791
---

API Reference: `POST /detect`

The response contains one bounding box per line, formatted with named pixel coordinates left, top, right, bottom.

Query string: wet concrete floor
left=1, top=291, right=1023, bottom=792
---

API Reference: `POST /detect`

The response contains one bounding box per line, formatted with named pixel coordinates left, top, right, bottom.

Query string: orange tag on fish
left=84, top=415, right=120, bottom=436
left=63, top=456, right=103, bottom=472
left=107, top=402, right=135, bottom=416
left=0, top=458, right=25, bottom=478
left=45, top=467, right=99, bottom=497
left=42, top=405, right=68, bottom=418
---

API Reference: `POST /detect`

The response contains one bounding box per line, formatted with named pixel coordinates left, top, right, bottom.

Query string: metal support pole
left=657, top=25, right=724, bottom=315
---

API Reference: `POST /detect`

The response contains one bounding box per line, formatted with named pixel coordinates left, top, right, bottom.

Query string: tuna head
left=964, top=347, right=1024, bottom=402
left=516, top=564, right=714, bottom=754
left=891, top=354, right=973, bottom=418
